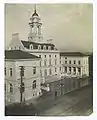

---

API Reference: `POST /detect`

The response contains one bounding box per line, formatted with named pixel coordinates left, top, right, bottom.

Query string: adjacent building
left=5, top=50, right=41, bottom=105
left=60, top=52, right=89, bottom=77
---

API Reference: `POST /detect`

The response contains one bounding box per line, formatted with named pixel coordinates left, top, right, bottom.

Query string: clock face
left=34, top=18, right=37, bottom=22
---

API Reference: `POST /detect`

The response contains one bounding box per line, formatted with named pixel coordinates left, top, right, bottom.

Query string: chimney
left=47, top=39, right=53, bottom=44
left=12, top=33, right=19, bottom=40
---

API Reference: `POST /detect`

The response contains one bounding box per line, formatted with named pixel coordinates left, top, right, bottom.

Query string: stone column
left=63, top=66, right=65, bottom=73
left=71, top=67, right=73, bottom=75
left=67, top=67, right=69, bottom=74
left=76, top=67, right=78, bottom=76
left=81, top=67, right=83, bottom=77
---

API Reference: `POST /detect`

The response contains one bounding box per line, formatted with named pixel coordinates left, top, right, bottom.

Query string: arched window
left=55, top=67, right=57, bottom=72
left=44, top=60, right=47, bottom=66
left=30, top=44, right=33, bottom=50
left=33, top=67, right=36, bottom=74
left=54, top=46, right=57, bottom=50
left=40, top=70, right=42, bottom=76
left=19, top=47, right=21, bottom=50
left=49, top=68, right=52, bottom=75
left=43, top=45, right=46, bottom=50
left=69, top=67, right=71, bottom=74
left=51, top=46, right=54, bottom=50
left=38, top=45, right=41, bottom=50
left=40, top=61, right=41, bottom=67
left=78, top=60, right=81, bottom=65
left=10, top=68, right=12, bottom=76
left=44, top=69, right=47, bottom=76
left=49, top=59, right=51, bottom=66
left=10, top=47, right=13, bottom=50
left=5, top=67, right=6, bottom=76
left=48, top=46, right=51, bottom=50
left=73, top=67, right=76, bottom=75
left=64, top=67, right=67, bottom=73
left=69, top=60, right=71, bottom=64
left=32, top=80, right=36, bottom=89
left=46, top=46, right=48, bottom=50
left=41, top=45, right=43, bottom=50
left=10, top=83, right=13, bottom=93
left=55, top=59, right=57, bottom=65
left=78, top=67, right=81, bottom=75
left=39, top=55, right=41, bottom=58
left=49, top=55, right=51, bottom=58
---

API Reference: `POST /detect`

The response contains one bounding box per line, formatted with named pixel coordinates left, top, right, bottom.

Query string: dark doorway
left=55, top=91, right=57, bottom=97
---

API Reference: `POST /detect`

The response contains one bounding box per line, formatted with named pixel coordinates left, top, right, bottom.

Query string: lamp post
left=60, top=79, right=64, bottom=96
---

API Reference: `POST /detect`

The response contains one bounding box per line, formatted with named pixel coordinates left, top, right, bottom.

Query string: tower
left=28, top=5, right=43, bottom=42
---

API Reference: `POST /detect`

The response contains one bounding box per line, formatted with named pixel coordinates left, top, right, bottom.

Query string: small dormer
left=19, top=47, right=21, bottom=50
left=46, top=46, right=48, bottom=50
left=38, top=45, right=41, bottom=50
left=48, top=46, right=51, bottom=50
left=30, top=44, right=33, bottom=50
left=11, top=47, right=13, bottom=50
left=54, top=46, right=57, bottom=50
left=51, top=46, right=54, bottom=50
left=43, top=45, right=46, bottom=50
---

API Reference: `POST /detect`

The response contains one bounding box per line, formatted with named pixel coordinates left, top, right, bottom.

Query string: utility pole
left=19, top=66, right=25, bottom=104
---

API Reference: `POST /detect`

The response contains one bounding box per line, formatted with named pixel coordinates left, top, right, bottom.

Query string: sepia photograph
left=5, top=3, right=93, bottom=116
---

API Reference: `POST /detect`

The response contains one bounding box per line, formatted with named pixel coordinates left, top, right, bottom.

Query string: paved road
left=36, top=84, right=93, bottom=116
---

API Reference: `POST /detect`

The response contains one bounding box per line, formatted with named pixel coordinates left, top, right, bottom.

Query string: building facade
left=5, top=6, right=91, bottom=105
left=60, top=52, right=89, bottom=77
left=5, top=50, right=42, bottom=105
left=8, top=7, right=60, bottom=84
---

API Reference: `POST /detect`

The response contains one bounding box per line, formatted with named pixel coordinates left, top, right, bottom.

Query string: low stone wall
left=47, top=76, right=91, bottom=99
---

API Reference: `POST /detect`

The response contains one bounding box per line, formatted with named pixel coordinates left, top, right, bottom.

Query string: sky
left=5, top=4, right=93, bottom=52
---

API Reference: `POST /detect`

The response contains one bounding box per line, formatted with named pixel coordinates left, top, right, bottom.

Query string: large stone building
left=8, top=7, right=60, bottom=85
left=5, top=50, right=42, bottom=105
left=5, top=6, right=90, bottom=105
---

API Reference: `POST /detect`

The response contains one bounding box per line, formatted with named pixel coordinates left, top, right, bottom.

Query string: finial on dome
left=32, top=4, right=39, bottom=16
left=34, top=4, right=36, bottom=12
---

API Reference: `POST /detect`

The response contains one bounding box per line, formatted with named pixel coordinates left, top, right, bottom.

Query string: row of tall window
left=10, top=47, right=21, bottom=50
left=40, top=59, right=57, bottom=67
left=5, top=67, right=36, bottom=76
left=5, top=80, right=37, bottom=93
left=5, top=83, right=13, bottom=93
left=62, top=66, right=81, bottom=74
left=44, top=68, right=52, bottom=76
left=42, top=67, right=57, bottom=77
left=63, top=60, right=81, bottom=65
left=30, top=44, right=55, bottom=50
left=39, top=54, right=57, bottom=58
left=5, top=68, right=12, bottom=76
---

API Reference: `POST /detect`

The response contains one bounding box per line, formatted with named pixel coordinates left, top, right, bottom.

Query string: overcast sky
left=5, top=4, right=93, bottom=52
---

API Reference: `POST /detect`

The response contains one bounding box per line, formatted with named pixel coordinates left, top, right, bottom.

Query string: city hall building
left=5, top=6, right=90, bottom=105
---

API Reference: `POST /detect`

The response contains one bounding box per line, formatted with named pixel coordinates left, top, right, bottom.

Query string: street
left=34, top=84, right=93, bottom=116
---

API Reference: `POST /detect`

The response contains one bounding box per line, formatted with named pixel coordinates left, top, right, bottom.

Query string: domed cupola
left=28, top=4, right=43, bottom=42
